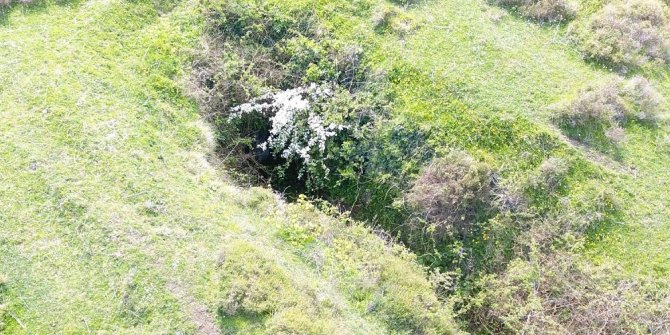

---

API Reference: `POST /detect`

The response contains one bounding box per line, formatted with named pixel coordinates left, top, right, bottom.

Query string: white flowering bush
left=229, top=83, right=364, bottom=189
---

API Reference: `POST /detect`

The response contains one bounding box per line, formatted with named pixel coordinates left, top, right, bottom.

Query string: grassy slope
left=0, top=1, right=458, bottom=333
left=378, top=0, right=670, bottom=277
left=307, top=0, right=669, bottom=281
left=1, top=0, right=668, bottom=332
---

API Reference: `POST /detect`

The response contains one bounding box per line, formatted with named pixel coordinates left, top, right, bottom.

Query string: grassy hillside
left=0, top=1, right=459, bottom=333
left=1, top=0, right=669, bottom=333
left=385, top=0, right=670, bottom=278
left=186, top=0, right=670, bottom=332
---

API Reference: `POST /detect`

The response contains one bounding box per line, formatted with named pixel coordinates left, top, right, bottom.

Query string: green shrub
left=489, top=0, right=578, bottom=22
left=224, top=83, right=385, bottom=194
left=571, top=0, right=670, bottom=67
left=405, top=151, right=495, bottom=242
left=194, top=0, right=380, bottom=192
left=193, top=0, right=370, bottom=117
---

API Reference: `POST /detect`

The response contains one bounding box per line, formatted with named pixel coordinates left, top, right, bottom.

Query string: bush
left=621, top=75, right=666, bottom=123
left=372, top=4, right=414, bottom=35
left=529, top=157, right=569, bottom=194
left=193, top=0, right=369, bottom=117
left=405, top=151, right=494, bottom=242
left=489, top=0, right=578, bottom=22
left=571, top=0, right=670, bottom=67
left=561, top=81, right=625, bottom=125
left=475, top=251, right=670, bottom=334
left=225, top=83, right=384, bottom=193
left=194, top=0, right=381, bottom=192
left=555, top=76, right=665, bottom=147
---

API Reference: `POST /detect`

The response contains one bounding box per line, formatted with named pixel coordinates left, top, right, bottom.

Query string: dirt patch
left=167, top=281, right=220, bottom=335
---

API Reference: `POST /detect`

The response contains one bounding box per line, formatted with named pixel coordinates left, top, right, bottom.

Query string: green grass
left=0, top=0, right=458, bottom=333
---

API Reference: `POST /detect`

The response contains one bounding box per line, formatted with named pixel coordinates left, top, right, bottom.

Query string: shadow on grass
left=0, top=0, right=182, bottom=26
left=0, top=0, right=83, bottom=26
left=554, top=115, right=626, bottom=161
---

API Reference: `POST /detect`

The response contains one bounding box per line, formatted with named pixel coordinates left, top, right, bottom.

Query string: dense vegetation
left=1, top=0, right=669, bottom=333
left=194, top=0, right=670, bottom=333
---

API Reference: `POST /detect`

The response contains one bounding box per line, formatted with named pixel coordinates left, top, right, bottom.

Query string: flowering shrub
left=194, top=0, right=376, bottom=190
left=228, top=83, right=380, bottom=191
left=230, top=84, right=344, bottom=177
